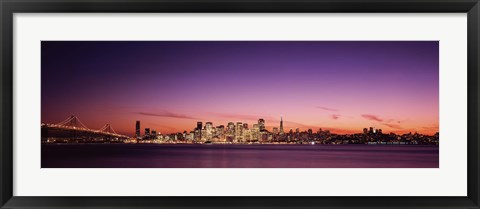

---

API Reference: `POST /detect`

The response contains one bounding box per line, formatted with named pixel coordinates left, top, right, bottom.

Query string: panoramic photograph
left=41, top=41, right=439, bottom=168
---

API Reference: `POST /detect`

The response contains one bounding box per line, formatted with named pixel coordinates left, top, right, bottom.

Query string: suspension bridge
left=41, top=115, right=129, bottom=142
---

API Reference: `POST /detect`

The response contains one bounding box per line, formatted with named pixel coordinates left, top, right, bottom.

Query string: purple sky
left=41, top=41, right=439, bottom=136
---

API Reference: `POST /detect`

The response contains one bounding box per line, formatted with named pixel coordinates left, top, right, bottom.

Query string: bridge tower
left=98, top=123, right=122, bottom=142
left=57, top=115, right=88, bottom=129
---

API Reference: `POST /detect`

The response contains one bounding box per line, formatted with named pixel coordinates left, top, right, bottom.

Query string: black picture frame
left=1, top=0, right=479, bottom=208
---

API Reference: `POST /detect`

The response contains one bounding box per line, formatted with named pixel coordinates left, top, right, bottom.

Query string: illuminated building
left=252, top=124, right=260, bottom=141
left=201, top=129, right=207, bottom=141
left=195, top=122, right=203, bottom=140
left=236, top=122, right=243, bottom=141
left=272, top=127, right=279, bottom=140
left=206, top=122, right=213, bottom=139
left=197, top=122, right=203, bottom=130
left=194, top=129, right=201, bottom=141
left=118, top=119, right=440, bottom=145
left=260, top=131, right=268, bottom=142
left=227, top=122, right=235, bottom=131
left=187, top=131, right=195, bottom=141
left=206, top=122, right=213, bottom=130
left=273, top=127, right=279, bottom=134
left=226, top=122, right=235, bottom=142
left=205, top=122, right=213, bottom=132
left=135, top=120, right=141, bottom=138
left=279, top=117, right=284, bottom=135
left=243, top=129, right=251, bottom=141
left=258, top=118, right=265, bottom=131
left=227, top=122, right=235, bottom=135
left=216, top=125, right=225, bottom=138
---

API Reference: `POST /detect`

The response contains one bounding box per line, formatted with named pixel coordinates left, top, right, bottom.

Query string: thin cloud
left=383, top=123, right=402, bottom=129
left=331, top=114, right=341, bottom=120
left=361, top=114, right=383, bottom=122
left=387, top=119, right=402, bottom=124
left=136, top=111, right=198, bottom=120
left=316, top=106, right=338, bottom=112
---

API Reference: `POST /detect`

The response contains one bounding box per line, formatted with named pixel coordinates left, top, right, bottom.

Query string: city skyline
left=130, top=116, right=438, bottom=143
left=41, top=41, right=439, bottom=136
left=42, top=114, right=439, bottom=145
left=132, top=116, right=435, bottom=137
left=42, top=114, right=438, bottom=139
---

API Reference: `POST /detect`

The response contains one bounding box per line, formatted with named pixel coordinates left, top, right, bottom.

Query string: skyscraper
left=135, top=120, right=141, bottom=138
left=279, top=117, right=284, bottom=135
left=145, top=128, right=150, bottom=136
left=216, top=125, right=225, bottom=138
left=258, top=118, right=265, bottom=131
left=206, top=122, right=213, bottom=140
left=236, top=122, right=243, bottom=141
left=206, top=122, right=213, bottom=131
left=227, top=122, right=235, bottom=130
left=252, top=124, right=260, bottom=141
left=273, top=127, right=279, bottom=134
left=197, top=122, right=203, bottom=130
left=226, top=122, right=235, bottom=142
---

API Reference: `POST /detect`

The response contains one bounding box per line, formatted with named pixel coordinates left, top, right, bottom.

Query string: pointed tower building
left=279, top=117, right=285, bottom=135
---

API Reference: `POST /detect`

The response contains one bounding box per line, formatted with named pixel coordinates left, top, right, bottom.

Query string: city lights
left=41, top=115, right=439, bottom=145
